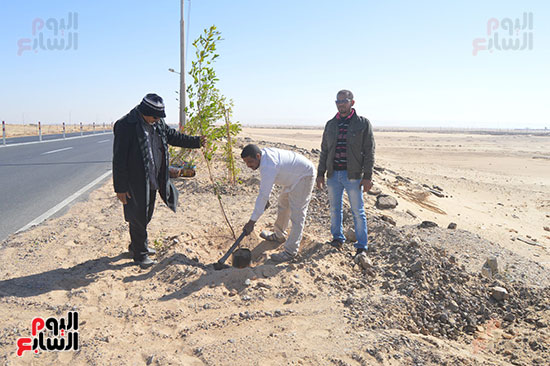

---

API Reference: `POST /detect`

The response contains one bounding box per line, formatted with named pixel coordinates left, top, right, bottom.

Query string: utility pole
left=179, top=0, right=186, bottom=130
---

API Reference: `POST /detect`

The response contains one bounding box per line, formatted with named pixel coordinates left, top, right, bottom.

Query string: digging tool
left=213, top=230, right=249, bottom=270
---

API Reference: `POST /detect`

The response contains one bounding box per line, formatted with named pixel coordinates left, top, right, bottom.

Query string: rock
left=504, top=313, right=516, bottom=322
left=447, top=222, right=457, bottom=230
left=343, top=295, right=354, bottom=306
left=368, top=185, right=382, bottom=196
left=244, top=279, right=251, bottom=287
left=376, top=195, right=398, bottom=209
left=381, top=215, right=396, bottom=226
left=256, top=282, right=272, bottom=289
left=345, top=228, right=356, bottom=242
left=406, top=209, right=417, bottom=218
left=481, top=267, right=492, bottom=279
left=544, top=226, right=550, bottom=232
left=410, top=260, right=423, bottom=273
left=419, top=221, right=438, bottom=229
left=409, top=237, right=421, bottom=248
left=448, top=300, right=459, bottom=313
left=244, top=177, right=260, bottom=186
left=429, top=189, right=445, bottom=198
left=485, top=257, right=499, bottom=274
left=491, top=286, right=509, bottom=301
left=516, top=236, right=540, bottom=246
left=354, top=252, right=374, bottom=273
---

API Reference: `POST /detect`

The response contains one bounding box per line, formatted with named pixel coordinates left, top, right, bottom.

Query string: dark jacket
left=317, top=110, right=375, bottom=180
left=112, top=107, right=200, bottom=222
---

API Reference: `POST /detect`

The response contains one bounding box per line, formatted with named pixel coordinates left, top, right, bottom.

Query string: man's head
left=138, top=93, right=166, bottom=124
left=335, top=89, right=355, bottom=117
left=241, top=144, right=262, bottom=170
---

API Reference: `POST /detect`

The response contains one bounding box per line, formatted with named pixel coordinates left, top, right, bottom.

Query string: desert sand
left=0, top=127, right=549, bottom=365
left=244, top=127, right=550, bottom=267
left=2, top=123, right=106, bottom=138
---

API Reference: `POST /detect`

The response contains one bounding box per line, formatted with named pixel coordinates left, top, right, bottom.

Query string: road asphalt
left=0, top=133, right=113, bottom=242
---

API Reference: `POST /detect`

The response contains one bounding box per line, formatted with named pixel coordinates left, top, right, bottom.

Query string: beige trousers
left=273, top=175, right=315, bottom=256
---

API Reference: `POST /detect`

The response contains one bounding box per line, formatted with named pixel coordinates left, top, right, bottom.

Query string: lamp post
left=168, top=1, right=186, bottom=130
left=169, top=68, right=185, bottom=130
left=179, top=0, right=186, bottom=129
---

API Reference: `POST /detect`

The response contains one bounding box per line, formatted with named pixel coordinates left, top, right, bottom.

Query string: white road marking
left=41, top=147, right=73, bottom=155
left=15, top=170, right=113, bottom=234
left=97, top=139, right=110, bottom=143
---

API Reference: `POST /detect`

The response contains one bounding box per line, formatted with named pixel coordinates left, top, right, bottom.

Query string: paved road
left=0, top=134, right=113, bottom=242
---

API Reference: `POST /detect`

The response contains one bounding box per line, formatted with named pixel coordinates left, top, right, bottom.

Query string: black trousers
left=125, top=190, right=156, bottom=261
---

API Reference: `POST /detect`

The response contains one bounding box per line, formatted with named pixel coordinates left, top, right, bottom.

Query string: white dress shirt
left=250, top=148, right=315, bottom=221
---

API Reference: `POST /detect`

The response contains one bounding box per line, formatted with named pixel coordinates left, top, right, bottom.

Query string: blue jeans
left=327, top=170, right=368, bottom=249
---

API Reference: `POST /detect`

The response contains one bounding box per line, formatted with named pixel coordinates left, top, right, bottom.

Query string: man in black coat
left=112, top=93, right=205, bottom=268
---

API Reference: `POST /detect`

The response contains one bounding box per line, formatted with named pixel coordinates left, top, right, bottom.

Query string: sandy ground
left=2, top=123, right=107, bottom=138
left=243, top=127, right=550, bottom=267
left=0, top=127, right=549, bottom=365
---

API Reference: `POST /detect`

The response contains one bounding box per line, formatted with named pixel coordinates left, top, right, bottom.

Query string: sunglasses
left=335, top=98, right=351, bottom=105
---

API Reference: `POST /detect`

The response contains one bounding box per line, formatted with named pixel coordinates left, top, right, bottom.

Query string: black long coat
left=112, top=107, right=200, bottom=224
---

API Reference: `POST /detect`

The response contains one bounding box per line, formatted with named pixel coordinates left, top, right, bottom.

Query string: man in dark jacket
left=113, top=93, right=205, bottom=268
left=316, top=90, right=375, bottom=258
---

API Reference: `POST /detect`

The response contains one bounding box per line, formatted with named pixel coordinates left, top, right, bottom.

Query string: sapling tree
left=172, top=25, right=241, bottom=238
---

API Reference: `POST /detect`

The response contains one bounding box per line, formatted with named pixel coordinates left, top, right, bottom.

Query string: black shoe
left=328, top=239, right=344, bottom=248
left=128, top=244, right=156, bottom=257
left=134, top=255, right=156, bottom=269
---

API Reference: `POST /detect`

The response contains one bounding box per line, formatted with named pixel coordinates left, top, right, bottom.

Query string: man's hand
left=243, top=220, right=256, bottom=236
left=116, top=192, right=131, bottom=205
left=316, top=176, right=326, bottom=190
left=199, top=135, right=207, bottom=147
left=360, top=179, right=373, bottom=193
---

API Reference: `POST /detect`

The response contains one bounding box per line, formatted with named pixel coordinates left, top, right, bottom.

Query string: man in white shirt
left=241, top=144, right=315, bottom=263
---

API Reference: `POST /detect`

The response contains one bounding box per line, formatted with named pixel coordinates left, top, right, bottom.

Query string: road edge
left=15, top=170, right=113, bottom=234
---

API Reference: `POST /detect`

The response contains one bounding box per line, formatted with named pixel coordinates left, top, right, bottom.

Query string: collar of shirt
left=336, top=108, right=356, bottom=121
left=142, top=119, right=159, bottom=132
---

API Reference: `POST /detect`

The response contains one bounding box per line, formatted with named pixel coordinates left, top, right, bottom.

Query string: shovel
left=213, top=230, right=251, bottom=270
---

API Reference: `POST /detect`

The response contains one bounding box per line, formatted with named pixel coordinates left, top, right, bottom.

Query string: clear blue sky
left=1, top=0, right=548, bottom=128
